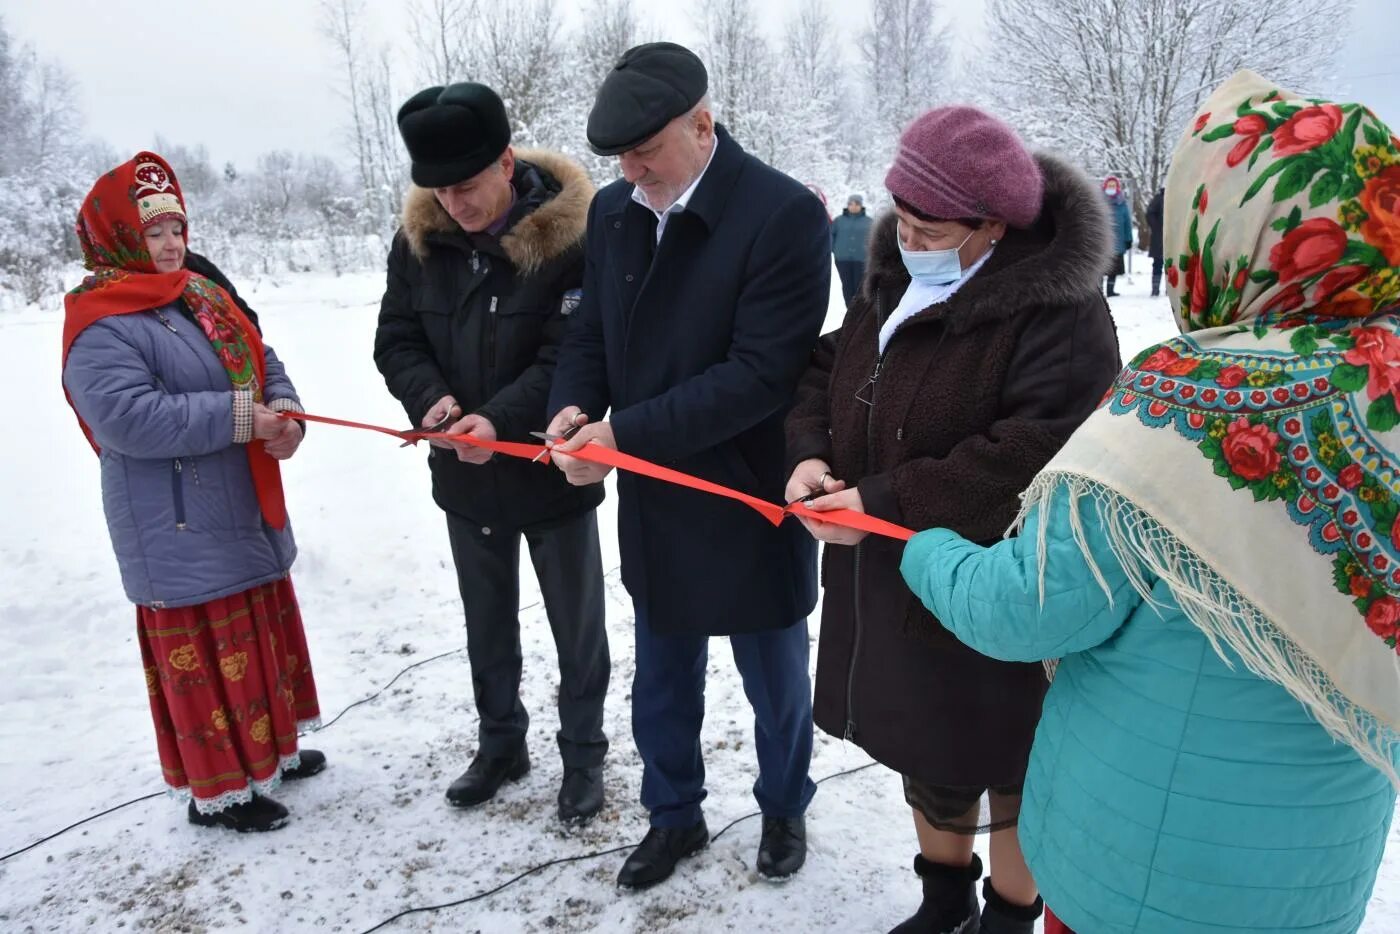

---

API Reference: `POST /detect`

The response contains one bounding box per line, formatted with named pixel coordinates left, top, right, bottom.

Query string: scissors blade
left=403, top=414, right=456, bottom=446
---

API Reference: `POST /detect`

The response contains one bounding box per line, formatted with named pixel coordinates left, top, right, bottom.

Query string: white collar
left=630, top=135, right=719, bottom=220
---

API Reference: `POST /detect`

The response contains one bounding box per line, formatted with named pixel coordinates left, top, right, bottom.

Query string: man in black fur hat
left=374, top=82, right=610, bottom=825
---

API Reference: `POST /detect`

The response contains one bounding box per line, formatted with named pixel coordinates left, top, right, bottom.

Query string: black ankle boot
left=980, top=878, right=1043, bottom=934
left=888, top=853, right=982, bottom=933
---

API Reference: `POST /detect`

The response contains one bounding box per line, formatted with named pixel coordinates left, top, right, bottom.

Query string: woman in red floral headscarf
left=901, top=72, right=1400, bottom=932
left=62, top=152, right=324, bottom=833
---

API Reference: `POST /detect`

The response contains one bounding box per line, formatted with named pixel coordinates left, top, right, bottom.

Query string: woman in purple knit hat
left=785, top=107, right=1121, bottom=932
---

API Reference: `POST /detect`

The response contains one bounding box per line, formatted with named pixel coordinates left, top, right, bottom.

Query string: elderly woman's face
left=143, top=218, right=186, bottom=273
left=894, top=204, right=1007, bottom=268
left=893, top=206, right=975, bottom=252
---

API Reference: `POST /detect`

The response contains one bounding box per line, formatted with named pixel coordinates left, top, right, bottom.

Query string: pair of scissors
left=402, top=411, right=457, bottom=447
left=528, top=419, right=585, bottom=462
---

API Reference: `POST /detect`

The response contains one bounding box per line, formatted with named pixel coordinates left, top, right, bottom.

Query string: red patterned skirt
left=137, top=577, right=320, bottom=813
left=1045, top=908, right=1075, bottom=934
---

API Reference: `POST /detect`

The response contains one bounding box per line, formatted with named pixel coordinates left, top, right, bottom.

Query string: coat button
left=625, top=274, right=634, bottom=282
left=481, top=527, right=492, bottom=536
left=613, top=221, right=621, bottom=229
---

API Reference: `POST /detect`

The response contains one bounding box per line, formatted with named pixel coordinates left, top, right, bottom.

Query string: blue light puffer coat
left=901, top=494, right=1396, bottom=934
left=63, top=301, right=299, bottom=608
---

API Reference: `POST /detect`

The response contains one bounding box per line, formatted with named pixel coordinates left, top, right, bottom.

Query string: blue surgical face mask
left=897, top=225, right=974, bottom=286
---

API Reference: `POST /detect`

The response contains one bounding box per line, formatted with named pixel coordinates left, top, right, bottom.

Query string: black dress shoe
left=617, top=820, right=709, bottom=889
left=282, top=748, right=327, bottom=781
left=558, top=766, right=604, bottom=824
left=756, top=815, right=807, bottom=880
left=187, top=794, right=289, bottom=833
left=445, top=748, right=530, bottom=807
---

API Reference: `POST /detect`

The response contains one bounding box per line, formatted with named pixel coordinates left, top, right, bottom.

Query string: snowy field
left=3, top=258, right=1398, bottom=933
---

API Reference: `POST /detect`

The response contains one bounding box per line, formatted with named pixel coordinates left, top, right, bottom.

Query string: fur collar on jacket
left=863, top=152, right=1113, bottom=334
left=400, top=149, right=593, bottom=274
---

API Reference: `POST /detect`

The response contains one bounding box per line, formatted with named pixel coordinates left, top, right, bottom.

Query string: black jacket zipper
left=172, top=458, right=187, bottom=530
left=846, top=296, right=889, bottom=741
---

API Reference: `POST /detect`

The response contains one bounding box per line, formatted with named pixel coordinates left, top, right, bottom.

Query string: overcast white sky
left=6, top=0, right=1398, bottom=171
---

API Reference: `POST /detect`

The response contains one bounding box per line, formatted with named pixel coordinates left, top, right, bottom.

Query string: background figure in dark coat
left=831, top=194, right=874, bottom=304
left=546, top=43, right=830, bottom=890
left=1146, top=186, right=1165, bottom=296
left=786, top=106, right=1121, bottom=934
left=1102, top=174, right=1133, bottom=296
left=374, top=83, right=609, bottom=825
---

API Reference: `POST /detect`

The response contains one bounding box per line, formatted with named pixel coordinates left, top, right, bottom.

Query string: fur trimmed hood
left=400, top=148, right=594, bottom=274
left=864, top=152, right=1114, bottom=334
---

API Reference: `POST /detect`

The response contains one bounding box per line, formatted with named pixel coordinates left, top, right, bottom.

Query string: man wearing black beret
left=546, top=43, right=831, bottom=887
left=374, top=82, right=610, bottom=825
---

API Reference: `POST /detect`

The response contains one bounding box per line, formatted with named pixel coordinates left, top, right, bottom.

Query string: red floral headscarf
left=1016, top=71, right=1400, bottom=785
left=63, top=152, right=286, bottom=529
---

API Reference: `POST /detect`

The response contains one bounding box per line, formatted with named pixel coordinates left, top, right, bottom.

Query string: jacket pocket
left=492, top=299, right=550, bottom=382
left=171, top=458, right=188, bottom=530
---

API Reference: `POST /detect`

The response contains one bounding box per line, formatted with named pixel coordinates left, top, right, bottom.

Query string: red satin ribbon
left=285, top=411, right=914, bottom=542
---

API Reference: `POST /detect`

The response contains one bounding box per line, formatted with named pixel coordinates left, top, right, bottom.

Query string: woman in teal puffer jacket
left=900, top=70, right=1400, bottom=934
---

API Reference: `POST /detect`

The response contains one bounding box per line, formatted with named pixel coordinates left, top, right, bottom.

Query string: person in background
left=374, top=82, right=610, bottom=824
left=900, top=71, right=1400, bottom=933
left=1146, top=186, right=1165, bottom=297
left=546, top=42, right=830, bottom=889
left=1102, top=174, right=1133, bottom=296
left=831, top=193, right=875, bottom=305
left=806, top=182, right=831, bottom=220
left=785, top=106, right=1120, bottom=933
left=62, top=152, right=323, bottom=834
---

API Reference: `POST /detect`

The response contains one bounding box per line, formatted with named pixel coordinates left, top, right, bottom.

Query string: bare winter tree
left=574, top=0, right=647, bottom=184
left=777, top=0, right=849, bottom=196
left=152, top=137, right=220, bottom=204
left=462, top=0, right=568, bottom=147
left=406, top=0, right=474, bottom=85
left=319, top=0, right=408, bottom=237
left=982, top=0, right=1351, bottom=243
left=695, top=0, right=780, bottom=160
left=319, top=0, right=376, bottom=218
left=0, top=16, right=90, bottom=300
left=861, top=0, right=952, bottom=152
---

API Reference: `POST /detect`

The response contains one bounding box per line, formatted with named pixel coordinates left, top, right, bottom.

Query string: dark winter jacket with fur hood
left=374, top=150, right=604, bottom=530
left=785, top=153, right=1122, bottom=786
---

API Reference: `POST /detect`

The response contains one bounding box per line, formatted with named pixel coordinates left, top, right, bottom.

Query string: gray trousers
left=444, top=509, right=609, bottom=768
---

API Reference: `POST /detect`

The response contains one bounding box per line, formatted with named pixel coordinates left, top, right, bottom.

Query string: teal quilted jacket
left=901, top=495, right=1396, bottom=933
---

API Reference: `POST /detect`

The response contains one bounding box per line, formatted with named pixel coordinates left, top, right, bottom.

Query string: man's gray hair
left=688, top=95, right=712, bottom=126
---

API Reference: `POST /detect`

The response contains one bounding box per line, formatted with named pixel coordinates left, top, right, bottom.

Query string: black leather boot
left=187, top=794, right=290, bottom=833
left=445, top=748, right=530, bottom=807
left=756, top=815, right=806, bottom=880
left=557, top=766, right=604, bottom=824
left=616, top=820, right=710, bottom=889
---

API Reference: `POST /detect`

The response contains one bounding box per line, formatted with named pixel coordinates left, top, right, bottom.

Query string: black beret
left=397, top=82, right=511, bottom=188
left=586, top=43, right=708, bottom=156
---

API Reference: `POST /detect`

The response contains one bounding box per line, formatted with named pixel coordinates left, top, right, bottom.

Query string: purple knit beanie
left=884, top=106, right=1043, bottom=229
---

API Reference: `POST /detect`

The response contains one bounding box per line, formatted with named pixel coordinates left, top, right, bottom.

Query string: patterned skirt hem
left=168, top=750, right=304, bottom=815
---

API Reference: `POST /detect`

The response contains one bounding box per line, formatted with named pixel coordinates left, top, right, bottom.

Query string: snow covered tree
left=982, top=0, right=1351, bottom=243
left=319, top=0, right=406, bottom=238
left=572, top=0, right=649, bottom=185
left=860, top=0, right=952, bottom=156
left=773, top=0, right=850, bottom=200
left=695, top=0, right=784, bottom=165
left=406, top=0, right=474, bottom=85
left=461, top=0, right=569, bottom=148
left=0, top=15, right=90, bottom=302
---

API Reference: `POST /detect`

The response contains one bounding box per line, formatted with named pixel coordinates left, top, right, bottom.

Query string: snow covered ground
left=3, top=257, right=1397, bottom=933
